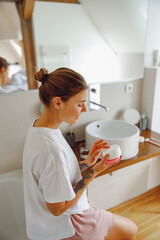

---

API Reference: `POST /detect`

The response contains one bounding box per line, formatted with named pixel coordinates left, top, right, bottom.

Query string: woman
left=0, top=56, right=27, bottom=93
left=0, top=57, right=9, bottom=93
left=23, top=67, right=137, bottom=240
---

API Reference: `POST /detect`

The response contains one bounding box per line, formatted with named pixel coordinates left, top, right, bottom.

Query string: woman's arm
left=45, top=167, right=96, bottom=216
left=46, top=154, right=120, bottom=216
left=79, top=161, right=89, bottom=172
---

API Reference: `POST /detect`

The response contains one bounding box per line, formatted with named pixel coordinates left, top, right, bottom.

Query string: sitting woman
left=23, top=67, right=137, bottom=240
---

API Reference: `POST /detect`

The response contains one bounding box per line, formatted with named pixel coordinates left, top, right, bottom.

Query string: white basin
left=85, top=120, right=140, bottom=160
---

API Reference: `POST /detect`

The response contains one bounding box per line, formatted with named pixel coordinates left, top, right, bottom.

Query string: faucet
left=89, top=101, right=109, bottom=112
left=89, top=83, right=109, bottom=112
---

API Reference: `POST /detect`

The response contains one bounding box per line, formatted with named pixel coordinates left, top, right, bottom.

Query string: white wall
left=0, top=2, right=21, bottom=40
left=141, top=0, right=160, bottom=133
left=0, top=90, right=40, bottom=174
left=0, top=78, right=142, bottom=174
left=141, top=67, right=160, bottom=133
left=144, top=0, right=160, bottom=66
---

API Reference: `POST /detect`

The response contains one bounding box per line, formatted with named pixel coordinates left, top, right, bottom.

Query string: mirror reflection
left=0, top=2, right=27, bottom=94
left=33, top=0, right=148, bottom=84
left=0, top=40, right=28, bottom=93
left=0, top=0, right=148, bottom=93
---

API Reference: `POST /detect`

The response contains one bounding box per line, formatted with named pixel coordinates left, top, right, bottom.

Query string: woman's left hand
left=85, top=139, right=110, bottom=167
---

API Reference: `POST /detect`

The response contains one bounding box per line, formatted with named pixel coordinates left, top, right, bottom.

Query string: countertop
left=72, top=130, right=160, bottom=178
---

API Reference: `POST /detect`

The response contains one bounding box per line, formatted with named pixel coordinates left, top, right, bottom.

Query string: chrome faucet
left=89, top=83, right=109, bottom=112
left=89, top=101, right=109, bottom=112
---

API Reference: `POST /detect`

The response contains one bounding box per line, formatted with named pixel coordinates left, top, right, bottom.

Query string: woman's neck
left=34, top=107, right=61, bottom=129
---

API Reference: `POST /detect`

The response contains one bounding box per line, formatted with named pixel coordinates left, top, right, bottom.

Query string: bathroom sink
left=85, top=120, right=140, bottom=160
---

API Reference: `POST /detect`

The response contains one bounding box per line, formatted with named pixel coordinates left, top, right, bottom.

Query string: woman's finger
left=101, top=153, right=110, bottom=161
left=90, top=140, right=104, bottom=151
left=91, top=144, right=109, bottom=154
left=92, top=139, right=106, bottom=148
left=94, top=139, right=104, bottom=144
left=96, top=143, right=110, bottom=149
left=90, top=140, right=109, bottom=154
left=89, top=149, right=101, bottom=159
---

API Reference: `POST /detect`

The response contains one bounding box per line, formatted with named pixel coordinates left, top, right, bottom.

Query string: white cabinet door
left=87, top=160, right=149, bottom=209
left=148, top=156, right=160, bottom=190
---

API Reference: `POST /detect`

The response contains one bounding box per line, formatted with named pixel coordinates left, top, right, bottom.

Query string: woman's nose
left=82, top=103, right=87, bottom=112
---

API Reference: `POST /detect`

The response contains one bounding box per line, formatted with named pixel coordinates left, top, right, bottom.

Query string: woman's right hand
left=93, top=154, right=121, bottom=175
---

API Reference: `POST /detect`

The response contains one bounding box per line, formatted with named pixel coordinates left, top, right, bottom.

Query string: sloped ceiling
left=0, top=0, right=148, bottom=52
left=80, top=0, right=148, bottom=53
left=0, top=2, right=21, bottom=40
left=0, top=40, right=21, bottom=63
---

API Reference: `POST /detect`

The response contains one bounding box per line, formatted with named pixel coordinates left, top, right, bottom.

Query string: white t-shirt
left=23, top=126, right=89, bottom=240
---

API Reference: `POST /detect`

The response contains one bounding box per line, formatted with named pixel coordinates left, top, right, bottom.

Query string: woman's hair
left=0, top=57, right=8, bottom=70
left=34, top=67, right=88, bottom=106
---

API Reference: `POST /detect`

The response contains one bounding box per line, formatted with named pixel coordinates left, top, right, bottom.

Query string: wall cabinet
left=87, top=157, right=160, bottom=209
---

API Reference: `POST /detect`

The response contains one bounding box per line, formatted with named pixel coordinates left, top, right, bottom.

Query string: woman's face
left=0, top=67, right=9, bottom=85
left=59, top=89, right=87, bottom=124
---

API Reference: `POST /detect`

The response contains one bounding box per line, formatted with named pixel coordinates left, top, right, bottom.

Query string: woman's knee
left=129, top=220, right=137, bottom=240
left=119, top=217, right=137, bottom=240
left=106, top=214, right=137, bottom=240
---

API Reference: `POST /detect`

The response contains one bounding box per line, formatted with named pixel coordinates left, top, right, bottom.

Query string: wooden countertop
left=72, top=130, right=160, bottom=178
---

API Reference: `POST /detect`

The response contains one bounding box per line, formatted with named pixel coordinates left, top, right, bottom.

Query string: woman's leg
left=105, top=214, right=137, bottom=240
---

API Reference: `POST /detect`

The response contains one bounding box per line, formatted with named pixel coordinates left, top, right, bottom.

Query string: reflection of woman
left=0, top=57, right=9, bottom=93
left=0, top=56, right=27, bottom=93
left=23, top=67, right=137, bottom=240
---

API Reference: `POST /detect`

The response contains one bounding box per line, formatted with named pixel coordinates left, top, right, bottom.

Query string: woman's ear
left=52, top=97, right=62, bottom=109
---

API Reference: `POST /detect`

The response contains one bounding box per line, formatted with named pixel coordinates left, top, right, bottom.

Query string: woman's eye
left=78, top=104, right=82, bottom=107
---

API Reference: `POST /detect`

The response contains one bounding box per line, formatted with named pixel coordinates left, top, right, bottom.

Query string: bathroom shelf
left=72, top=130, right=160, bottom=178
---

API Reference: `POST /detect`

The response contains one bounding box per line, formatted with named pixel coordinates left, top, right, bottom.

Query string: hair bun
left=35, top=68, right=48, bottom=83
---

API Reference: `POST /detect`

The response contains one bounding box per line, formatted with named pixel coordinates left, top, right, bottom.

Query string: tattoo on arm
left=79, top=162, right=89, bottom=172
left=74, top=169, right=94, bottom=194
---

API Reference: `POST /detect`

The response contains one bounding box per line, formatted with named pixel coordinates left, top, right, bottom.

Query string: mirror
left=0, top=39, right=28, bottom=93
left=33, top=0, right=148, bottom=84
left=0, top=2, right=28, bottom=94
left=0, top=0, right=148, bottom=93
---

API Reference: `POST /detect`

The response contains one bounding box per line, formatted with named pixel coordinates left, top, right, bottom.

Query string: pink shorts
left=62, top=200, right=113, bottom=240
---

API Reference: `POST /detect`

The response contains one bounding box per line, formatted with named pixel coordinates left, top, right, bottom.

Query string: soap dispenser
left=140, top=113, right=148, bottom=131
